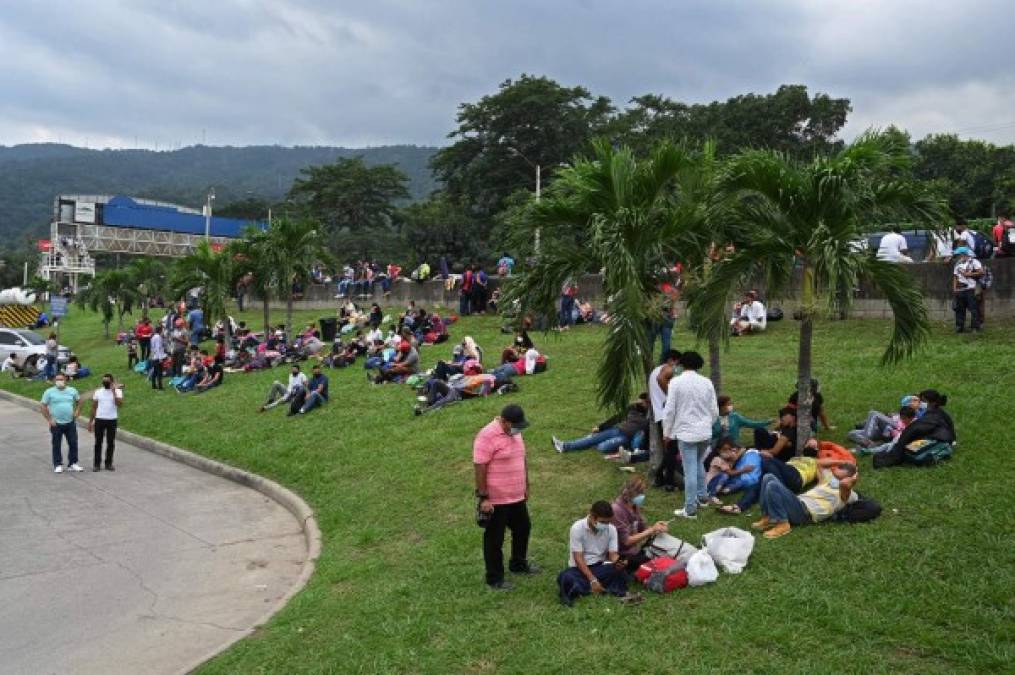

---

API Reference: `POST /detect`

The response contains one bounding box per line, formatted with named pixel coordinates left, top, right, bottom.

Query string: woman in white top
left=88, top=373, right=123, bottom=471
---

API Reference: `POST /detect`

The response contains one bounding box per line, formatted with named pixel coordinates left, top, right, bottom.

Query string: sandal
left=707, top=496, right=723, bottom=506
left=719, top=504, right=741, bottom=515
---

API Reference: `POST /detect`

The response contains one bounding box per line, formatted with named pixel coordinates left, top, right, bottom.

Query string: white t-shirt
left=648, top=364, right=668, bottom=420
left=287, top=372, right=308, bottom=395
left=568, top=518, right=618, bottom=567
left=877, top=232, right=909, bottom=261
left=523, top=348, right=539, bottom=375
left=954, top=258, right=982, bottom=291
left=740, top=300, right=767, bottom=326
left=92, top=387, right=122, bottom=420
left=1, top=355, right=16, bottom=372
left=954, top=229, right=976, bottom=252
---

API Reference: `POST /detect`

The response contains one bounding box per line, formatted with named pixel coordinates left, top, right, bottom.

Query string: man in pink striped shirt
left=474, top=405, right=541, bottom=590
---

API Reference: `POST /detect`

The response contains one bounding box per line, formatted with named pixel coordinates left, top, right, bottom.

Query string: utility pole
left=204, top=188, right=216, bottom=240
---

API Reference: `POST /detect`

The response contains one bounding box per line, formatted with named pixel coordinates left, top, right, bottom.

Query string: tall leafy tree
left=288, top=156, right=409, bottom=258
left=396, top=194, right=484, bottom=268
left=913, top=133, right=1015, bottom=217
left=431, top=74, right=614, bottom=218
left=170, top=241, right=234, bottom=338
left=689, top=133, right=947, bottom=448
left=125, top=257, right=168, bottom=319
left=75, top=269, right=140, bottom=337
left=262, top=216, right=331, bottom=333
left=230, top=227, right=277, bottom=334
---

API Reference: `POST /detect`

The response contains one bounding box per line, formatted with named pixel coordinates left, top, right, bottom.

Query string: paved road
left=0, top=399, right=307, bottom=675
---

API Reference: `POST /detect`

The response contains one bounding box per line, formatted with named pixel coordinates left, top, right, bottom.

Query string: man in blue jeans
left=297, top=365, right=329, bottom=414
left=753, top=462, right=858, bottom=539
left=662, top=351, right=718, bottom=519
left=40, top=373, right=83, bottom=473
left=552, top=394, right=649, bottom=455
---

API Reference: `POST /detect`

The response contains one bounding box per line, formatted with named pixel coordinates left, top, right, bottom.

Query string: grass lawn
left=3, top=305, right=1013, bottom=674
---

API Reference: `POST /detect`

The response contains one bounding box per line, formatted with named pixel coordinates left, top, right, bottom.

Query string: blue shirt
left=308, top=373, right=329, bottom=401
left=42, top=386, right=80, bottom=424
left=734, top=448, right=763, bottom=484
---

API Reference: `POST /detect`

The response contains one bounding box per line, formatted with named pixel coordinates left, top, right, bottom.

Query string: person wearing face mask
left=551, top=393, right=650, bottom=455
left=873, top=389, right=955, bottom=469
left=40, top=373, right=83, bottom=473
left=473, top=405, right=540, bottom=591
left=88, top=373, right=123, bottom=471
left=611, top=476, right=669, bottom=572
left=712, top=395, right=772, bottom=448
left=556, top=501, right=643, bottom=607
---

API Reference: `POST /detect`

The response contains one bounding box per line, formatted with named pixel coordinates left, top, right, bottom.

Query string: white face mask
left=508, top=428, right=523, bottom=437
left=55, top=380, right=66, bottom=389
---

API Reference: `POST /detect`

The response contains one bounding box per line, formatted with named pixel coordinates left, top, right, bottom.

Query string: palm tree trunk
left=262, top=294, right=270, bottom=335
left=796, top=263, right=815, bottom=452
left=643, top=355, right=663, bottom=484
left=286, top=294, right=294, bottom=336
left=708, top=332, right=722, bottom=393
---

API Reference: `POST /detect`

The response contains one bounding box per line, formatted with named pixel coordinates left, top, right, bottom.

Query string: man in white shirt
left=556, top=501, right=640, bottom=606
left=953, top=220, right=976, bottom=253
left=259, top=364, right=308, bottom=411
left=876, top=228, right=913, bottom=263
left=952, top=246, right=982, bottom=333
left=2, top=353, right=17, bottom=377
left=149, top=326, right=166, bottom=390
left=730, top=290, right=768, bottom=335
left=648, top=350, right=682, bottom=490
left=88, top=373, right=123, bottom=471
left=662, top=351, right=719, bottom=518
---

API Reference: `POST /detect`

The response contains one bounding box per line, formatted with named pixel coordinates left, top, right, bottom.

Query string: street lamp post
left=204, top=187, right=216, bottom=240
left=508, top=147, right=542, bottom=254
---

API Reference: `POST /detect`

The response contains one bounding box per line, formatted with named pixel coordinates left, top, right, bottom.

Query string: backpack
left=533, top=354, right=548, bottom=373
left=834, top=493, right=882, bottom=523
left=1002, top=227, right=1015, bottom=255
left=635, top=556, right=689, bottom=593
left=904, top=439, right=953, bottom=466
left=766, top=307, right=784, bottom=322
left=978, top=265, right=993, bottom=290
left=972, top=231, right=994, bottom=259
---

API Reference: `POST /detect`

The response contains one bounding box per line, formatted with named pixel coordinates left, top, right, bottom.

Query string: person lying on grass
left=854, top=406, right=916, bottom=455
left=754, top=406, right=804, bottom=462
left=552, top=393, right=649, bottom=455
left=847, top=394, right=922, bottom=447
left=719, top=451, right=837, bottom=515
left=556, top=500, right=644, bottom=607
left=752, top=461, right=858, bottom=539
left=706, top=437, right=762, bottom=503
left=873, top=389, right=955, bottom=469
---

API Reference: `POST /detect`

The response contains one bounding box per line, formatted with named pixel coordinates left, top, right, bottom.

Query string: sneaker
left=751, top=516, right=772, bottom=531
left=618, top=591, right=645, bottom=605
left=552, top=436, right=564, bottom=453
left=416, top=395, right=428, bottom=403
left=413, top=405, right=423, bottom=417
left=68, top=463, right=84, bottom=472
left=764, top=521, right=793, bottom=539
left=92, top=465, right=101, bottom=472
left=697, top=497, right=712, bottom=508
left=105, top=465, right=116, bottom=472
left=673, top=508, right=697, bottom=519
left=618, top=448, right=633, bottom=464
left=53, top=465, right=64, bottom=474
left=488, top=580, right=514, bottom=591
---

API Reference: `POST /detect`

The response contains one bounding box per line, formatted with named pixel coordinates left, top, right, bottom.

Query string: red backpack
left=635, top=556, right=688, bottom=593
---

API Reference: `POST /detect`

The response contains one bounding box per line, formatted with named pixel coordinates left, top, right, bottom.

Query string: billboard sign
left=74, top=201, right=96, bottom=224
left=50, top=297, right=68, bottom=318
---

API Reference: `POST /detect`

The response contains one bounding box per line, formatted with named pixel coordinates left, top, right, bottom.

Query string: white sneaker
left=673, top=508, right=697, bottom=519
left=618, top=448, right=632, bottom=464
left=552, top=436, right=564, bottom=453
left=53, top=465, right=64, bottom=474
left=68, top=463, right=84, bottom=472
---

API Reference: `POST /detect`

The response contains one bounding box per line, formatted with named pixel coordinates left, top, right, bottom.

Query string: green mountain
left=0, top=143, right=440, bottom=245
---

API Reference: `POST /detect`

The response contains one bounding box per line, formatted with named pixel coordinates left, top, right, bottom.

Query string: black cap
left=500, top=404, right=529, bottom=430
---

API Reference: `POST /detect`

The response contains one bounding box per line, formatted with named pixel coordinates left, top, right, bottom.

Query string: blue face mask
left=631, top=494, right=646, bottom=507
left=593, top=521, right=608, bottom=534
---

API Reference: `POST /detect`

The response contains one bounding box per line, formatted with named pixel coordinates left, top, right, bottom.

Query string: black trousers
left=954, top=289, right=980, bottom=330
left=139, top=337, right=151, bottom=362
left=150, top=359, right=163, bottom=389
left=93, top=418, right=117, bottom=467
left=658, top=438, right=684, bottom=488
left=483, top=500, right=531, bottom=585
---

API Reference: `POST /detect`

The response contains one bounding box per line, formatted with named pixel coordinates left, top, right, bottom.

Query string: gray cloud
left=0, top=0, right=1012, bottom=149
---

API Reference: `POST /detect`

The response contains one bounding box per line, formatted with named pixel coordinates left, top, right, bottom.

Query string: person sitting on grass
left=848, top=398, right=916, bottom=448
left=706, top=437, right=762, bottom=502
left=856, top=406, right=916, bottom=456
left=259, top=364, right=308, bottom=412
left=787, top=378, right=834, bottom=431
left=873, top=389, right=955, bottom=469
left=612, top=476, right=669, bottom=572
left=552, top=393, right=650, bottom=456
left=730, top=290, right=767, bottom=336
left=174, top=355, right=205, bottom=393
left=556, top=501, right=643, bottom=607
left=292, top=364, right=329, bottom=415
left=372, top=341, right=419, bottom=384
left=195, top=356, right=224, bottom=393
left=752, top=461, right=858, bottom=538
left=713, top=395, right=772, bottom=447
left=754, top=407, right=804, bottom=462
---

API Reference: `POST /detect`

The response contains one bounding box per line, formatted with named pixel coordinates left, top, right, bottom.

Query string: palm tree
left=688, top=132, right=946, bottom=449
left=125, top=257, right=167, bottom=319
left=263, top=216, right=331, bottom=334
left=507, top=139, right=722, bottom=479
left=170, top=240, right=234, bottom=338
left=75, top=269, right=140, bottom=338
left=230, top=227, right=277, bottom=335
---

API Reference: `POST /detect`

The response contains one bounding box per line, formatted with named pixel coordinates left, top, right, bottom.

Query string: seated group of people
left=258, top=363, right=330, bottom=416
left=413, top=330, right=546, bottom=415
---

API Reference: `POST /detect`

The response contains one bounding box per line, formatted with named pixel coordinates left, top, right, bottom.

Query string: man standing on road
left=149, top=325, right=166, bottom=390
left=473, top=404, right=540, bottom=590
left=662, top=351, right=719, bottom=519
left=88, top=373, right=122, bottom=471
left=41, top=372, right=83, bottom=473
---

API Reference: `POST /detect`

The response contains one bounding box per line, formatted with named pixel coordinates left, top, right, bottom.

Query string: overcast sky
left=1, top=0, right=1013, bottom=150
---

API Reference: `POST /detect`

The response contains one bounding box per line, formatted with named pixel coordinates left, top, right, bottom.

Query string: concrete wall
left=267, top=257, right=1015, bottom=321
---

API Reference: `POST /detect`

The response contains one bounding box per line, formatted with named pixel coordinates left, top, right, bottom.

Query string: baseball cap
left=953, top=246, right=973, bottom=257
left=900, top=395, right=918, bottom=408
left=500, top=404, right=529, bottom=430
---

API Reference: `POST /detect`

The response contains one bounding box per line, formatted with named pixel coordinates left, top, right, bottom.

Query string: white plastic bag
left=702, top=527, right=755, bottom=574
left=685, top=548, right=719, bottom=586
left=645, top=533, right=697, bottom=565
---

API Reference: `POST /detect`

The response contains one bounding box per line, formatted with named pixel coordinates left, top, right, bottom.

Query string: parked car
left=0, top=328, right=72, bottom=370
left=853, top=229, right=937, bottom=262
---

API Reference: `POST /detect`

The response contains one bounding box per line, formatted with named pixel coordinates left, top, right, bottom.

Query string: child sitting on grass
left=706, top=437, right=762, bottom=502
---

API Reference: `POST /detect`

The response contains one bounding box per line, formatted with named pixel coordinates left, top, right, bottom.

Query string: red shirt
left=136, top=323, right=153, bottom=339
left=473, top=419, right=527, bottom=505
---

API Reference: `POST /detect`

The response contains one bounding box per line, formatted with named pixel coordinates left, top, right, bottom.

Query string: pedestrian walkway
left=0, top=399, right=308, bottom=675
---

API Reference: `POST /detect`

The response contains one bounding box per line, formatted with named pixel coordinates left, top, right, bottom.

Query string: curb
left=0, top=387, right=322, bottom=674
